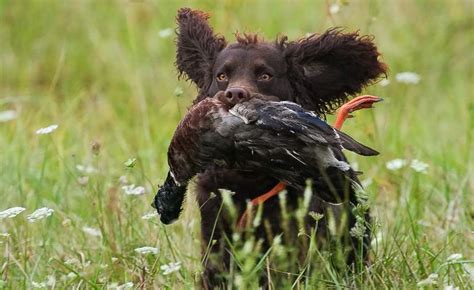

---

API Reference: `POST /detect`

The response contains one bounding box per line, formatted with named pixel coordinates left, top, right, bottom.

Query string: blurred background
left=0, top=0, right=472, bottom=288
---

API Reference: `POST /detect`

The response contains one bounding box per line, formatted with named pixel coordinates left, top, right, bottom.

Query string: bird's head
left=152, top=172, right=187, bottom=224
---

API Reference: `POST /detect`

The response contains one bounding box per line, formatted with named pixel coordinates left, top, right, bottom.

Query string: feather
left=336, top=130, right=379, bottom=156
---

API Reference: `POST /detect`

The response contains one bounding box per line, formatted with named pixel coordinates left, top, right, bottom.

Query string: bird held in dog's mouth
left=152, top=92, right=379, bottom=224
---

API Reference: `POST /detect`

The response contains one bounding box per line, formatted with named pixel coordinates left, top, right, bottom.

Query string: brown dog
left=172, top=8, right=386, bottom=288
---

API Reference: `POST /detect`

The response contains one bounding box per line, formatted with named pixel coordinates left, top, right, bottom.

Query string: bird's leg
left=237, top=182, right=287, bottom=228
left=333, top=95, right=383, bottom=130
left=236, top=95, right=382, bottom=229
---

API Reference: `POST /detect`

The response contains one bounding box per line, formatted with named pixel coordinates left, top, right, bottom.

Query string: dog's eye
left=258, top=73, right=272, bottom=81
left=216, top=73, right=228, bottom=82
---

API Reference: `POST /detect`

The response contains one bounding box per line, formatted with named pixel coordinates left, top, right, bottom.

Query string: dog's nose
left=224, top=87, right=250, bottom=104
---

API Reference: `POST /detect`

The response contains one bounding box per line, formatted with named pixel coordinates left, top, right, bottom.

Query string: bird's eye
left=216, top=73, right=228, bottom=81
left=258, top=73, right=272, bottom=81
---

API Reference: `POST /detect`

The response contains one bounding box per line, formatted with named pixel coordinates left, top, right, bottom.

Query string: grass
left=0, top=0, right=473, bottom=288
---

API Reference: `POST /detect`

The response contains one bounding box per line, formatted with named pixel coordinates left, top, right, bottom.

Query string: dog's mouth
left=213, top=91, right=279, bottom=103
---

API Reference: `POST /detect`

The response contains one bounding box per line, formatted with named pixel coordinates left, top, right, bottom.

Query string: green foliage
left=0, top=0, right=472, bottom=288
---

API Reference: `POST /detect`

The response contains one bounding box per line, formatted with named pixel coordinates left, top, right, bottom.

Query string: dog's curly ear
left=176, top=8, right=227, bottom=90
left=284, top=28, right=387, bottom=115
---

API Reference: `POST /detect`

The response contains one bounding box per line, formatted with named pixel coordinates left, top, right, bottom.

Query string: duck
left=153, top=92, right=381, bottom=224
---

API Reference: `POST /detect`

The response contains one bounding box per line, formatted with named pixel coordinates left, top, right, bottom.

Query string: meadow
left=0, top=0, right=472, bottom=288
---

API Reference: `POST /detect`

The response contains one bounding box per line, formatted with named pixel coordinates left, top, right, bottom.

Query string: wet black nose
left=224, top=87, right=250, bottom=104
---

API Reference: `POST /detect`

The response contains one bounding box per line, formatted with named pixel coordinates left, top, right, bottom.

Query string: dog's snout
left=224, top=87, right=250, bottom=103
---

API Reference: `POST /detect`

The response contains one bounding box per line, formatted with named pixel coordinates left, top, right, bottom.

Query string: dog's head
left=175, top=8, right=387, bottom=116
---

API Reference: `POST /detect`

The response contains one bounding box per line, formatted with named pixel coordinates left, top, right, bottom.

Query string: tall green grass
left=0, top=0, right=472, bottom=288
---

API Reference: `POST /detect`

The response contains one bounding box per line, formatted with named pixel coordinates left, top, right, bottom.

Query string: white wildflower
left=45, top=275, right=56, bottom=287
left=379, top=78, right=390, bottom=86
left=77, top=176, right=89, bottom=185
left=111, top=257, right=118, bottom=262
left=158, top=28, right=174, bottom=38
left=464, top=264, right=474, bottom=281
left=0, top=207, right=26, bottom=219
left=118, top=175, right=128, bottom=185
left=235, top=274, right=244, bottom=288
left=117, top=282, right=134, bottom=290
left=160, top=261, right=181, bottom=275
left=31, top=281, right=46, bottom=288
left=0, top=110, right=18, bottom=122
left=1, top=233, right=10, bottom=238
left=76, top=164, right=98, bottom=174
left=64, top=258, right=80, bottom=266
left=308, top=211, right=324, bottom=222
left=242, top=240, right=254, bottom=255
left=108, top=282, right=134, bottom=290
left=82, top=226, right=102, bottom=237
left=395, top=72, right=421, bottom=84
left=386, top=159, right=407, bottom=170
left=122, top=184, right=145, bottom=195
left=417, top=273, right=438, bottom=286
left=447, top=253, right=463, bottom=262
left=27, top=207, right=54, bottom=222
left=35, top=124, right=58, bottom=135
left=410, top=159, right=429, bottom=173
left=444, top=285, right=459, bottom=290
left=329, top=3, right=340, bottom=14
left=62, top=218, right=71, bottom=226
left=232, top=232, right=241, bottom=242
left=66, top=272, right=77, bottom=279
left=370, top=232, right=383, bottom=247
left=141, top=211, right=158, bottom=220
left=134, top=246, right=159, bottom=255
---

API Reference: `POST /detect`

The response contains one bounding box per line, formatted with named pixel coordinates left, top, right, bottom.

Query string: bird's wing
left=230, top=100, right=338, bottom=186
left=232, top=100, right=378, bottom=156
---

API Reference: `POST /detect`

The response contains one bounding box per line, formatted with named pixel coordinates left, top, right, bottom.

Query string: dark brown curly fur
left=173, top=7, right=386, bottom=288
left=282, top=29, right=387, bottom=114
left=176, top=8, right=386, bottom=116
left=176, top=8, right=227, bottom=92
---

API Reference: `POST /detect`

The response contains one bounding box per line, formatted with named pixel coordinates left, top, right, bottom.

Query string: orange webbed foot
left=334, top=95, right=383, bottom=130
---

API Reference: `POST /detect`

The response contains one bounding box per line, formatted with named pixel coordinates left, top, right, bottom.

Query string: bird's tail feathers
left=337, top=130, right=379, bottom=156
